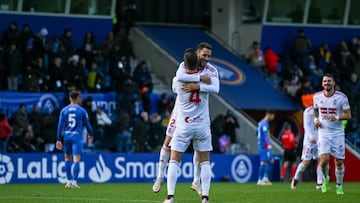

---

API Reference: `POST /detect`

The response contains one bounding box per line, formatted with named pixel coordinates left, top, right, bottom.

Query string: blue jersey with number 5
left=57, top=104, right=93, bottom=141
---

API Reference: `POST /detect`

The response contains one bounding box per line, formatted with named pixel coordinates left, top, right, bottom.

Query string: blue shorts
left=259, top=149, right=273, bottom=163
left=63, top=139, right=83, bottom=155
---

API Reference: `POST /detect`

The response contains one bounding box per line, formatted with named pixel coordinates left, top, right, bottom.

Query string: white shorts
left=301, top=143, right=318, bottom=161
left=318, top=135, right=345, bottom=159
left=170, top=126, right=212, bottom=153
left=166, top=115, right=176, bottom=137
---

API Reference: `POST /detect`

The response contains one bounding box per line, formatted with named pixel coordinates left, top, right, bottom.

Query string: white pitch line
left=0, top=196, right=160, bottom=202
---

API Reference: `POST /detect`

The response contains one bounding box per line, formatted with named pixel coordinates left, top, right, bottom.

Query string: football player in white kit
left=152, top=45, right=214, bottom=194
left=291, top=94, right=323, bottom=190
left=163, top=46, right=219, bottom=203
left=313, top=73, right=351, bottom=195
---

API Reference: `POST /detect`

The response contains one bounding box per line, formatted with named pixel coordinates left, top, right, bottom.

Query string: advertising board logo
left=0, top=154, right=14, bottom=184
left=89, top=155, right=112, bottom=183
left=210, top=58, right=245, bottom=85
left=38, top=93, right=60, bottom=113
left=231, top=155, right=252, bottom=183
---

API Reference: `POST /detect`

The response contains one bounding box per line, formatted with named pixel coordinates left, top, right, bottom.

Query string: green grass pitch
left=0, top=182, right=359, bottom=203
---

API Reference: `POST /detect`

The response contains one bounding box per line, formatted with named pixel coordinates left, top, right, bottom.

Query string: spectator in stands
left=82, top=96, right=96, bottom=126
left=19, top=24, right=34, bottom=53
left=101, top=31, right=116, bottom=74
left=20, top=64, right=42, bottom=92
left=110, top=45, right=131, bottom=92
left=211, top=114, right=225, bottom=153
left=32, top=27, right=48, bottom=59
left=67, top=55, right=86, bottom=91
left=292, top=29, right=311, bottom=73
left=314, top=43, right=332, bottom=73
left=10, top=103, right=36, bottom=152
left=79, top=31, right=98, bottom=64
left=264, top=47, right=280, bottom=87
left=86, top=61, right=104, bottom=92
left=40, top=111, right=58, bottom=152
left=342, top=72, right=360, bottom=132
left=132, top=111, right=150, bottom=152
left=48, top=56, right=68, bottom=91
left=247, top=41, right=265, bottom=72
left=1, top=21, right=21, bottom=49
left=132, top=60, right=153, bottom=113
left=93, top=105, right=112, bottom=150
left=47, top=35, right=65, bottom=63
left=0, top=108, right=13, bottom=153
left=4, top=43, right=22, bottom=91
left=294, top=77, right=315, bottom=107
left=223, top=110, right=240, bottom=145
left=114, top=108, right=133, bottom=153
left=157, top=92, right=171, bottom=118
left=133, top=60, right=153, bottom=92
left=342, top=73, right=360, bottom=107
left=21, top=38, right=37, bottom=68
left=333, top=41, right=356, bottom=81
left=28, top=104, right=42, bottom=140
left=60, top=28, right=75, bottom=59
left=148, top=112, right=165, bottom=152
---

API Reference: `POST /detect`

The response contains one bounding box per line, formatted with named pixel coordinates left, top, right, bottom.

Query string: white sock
left=294, top=162, right=306, bottom=180
left=167, top=160, right=179, bottom=196
left=193, top=151, right=200, bottom=185
left=200, top=161, right=211, bottom=197
left=324, top=163, right=330, bottom=179
left=316, top=163, right=323, bottom=185
left=335, top=164, right=345, bottom=186
left=157, top=146, right=170, bottom=181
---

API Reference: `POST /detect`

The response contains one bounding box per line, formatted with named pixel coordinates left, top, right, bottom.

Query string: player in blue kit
left=56, top=90, right=93, bottom=189
left=257, top=110, right=275, bottom=185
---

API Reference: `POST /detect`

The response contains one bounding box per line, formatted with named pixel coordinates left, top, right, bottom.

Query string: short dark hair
left=196, top=42, right=212, bottom=51
left=184, top=48, right=197, bottom=70
left=69, top=90, right=80, bottom=100
left=323, top=73, right=334, bottom=79
left=266, top=110, right=275, bottom=115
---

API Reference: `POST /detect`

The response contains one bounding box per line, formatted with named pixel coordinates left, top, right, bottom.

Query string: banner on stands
left=0, top=153, right=280, bottom=184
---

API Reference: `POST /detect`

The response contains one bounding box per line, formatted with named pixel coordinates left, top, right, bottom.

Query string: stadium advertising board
left=0, top=153, right=280, bottom=184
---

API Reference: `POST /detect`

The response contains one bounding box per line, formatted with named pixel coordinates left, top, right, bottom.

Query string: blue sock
left=264, top=164, right=272, bottom=178
left=258, top=165, right=265, bottom=180
left=65, top=160, right=72, bottom=181
left=72, top=162, right=80, bottom=182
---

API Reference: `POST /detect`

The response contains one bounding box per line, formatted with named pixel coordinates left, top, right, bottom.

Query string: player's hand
left=200, top=75, right=211, bottom=84
left=310, top=137, right=316, bottom=144
left=56, top=141, right=63, bottom=150
left=314, top=120, right=321, bottom=128
left=182, top=83, right=199, bottom=92
left=88, top=136, right=94, bottom=143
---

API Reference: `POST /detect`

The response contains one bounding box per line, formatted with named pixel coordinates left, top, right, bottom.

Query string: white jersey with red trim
left=303, top=106, right=318, bottom=145
left=313, top=90, right=350, bottom=137
left=174, top=70, right=210, bottom=131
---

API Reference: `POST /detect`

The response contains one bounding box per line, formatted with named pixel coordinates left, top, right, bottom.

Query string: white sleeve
left=176, top=62, right=200, bottom=82
left=171, top=77, right=178, bottom=94
left=199, top=65, right=220, bottom=93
